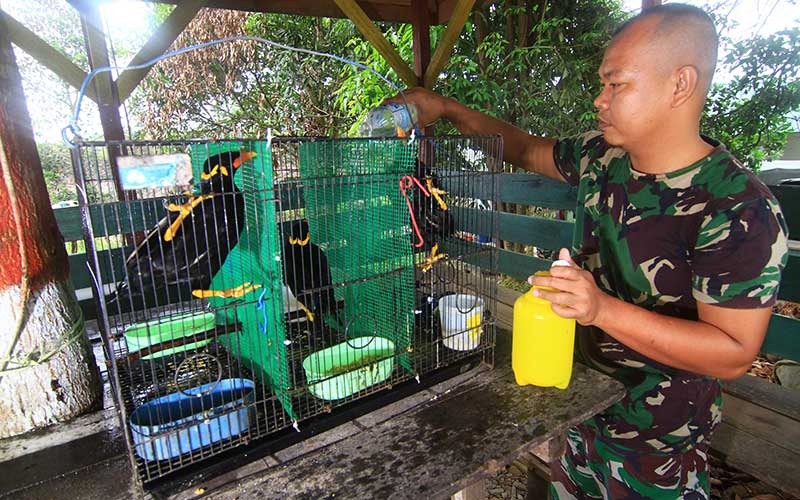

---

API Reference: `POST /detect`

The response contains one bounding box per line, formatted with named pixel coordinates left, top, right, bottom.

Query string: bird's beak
left=233, top=151, right=257, bottom=169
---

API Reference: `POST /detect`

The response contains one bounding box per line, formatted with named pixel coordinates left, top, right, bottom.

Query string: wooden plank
left=496, top=248, right=550, bottom=281
left=68, top=247, right=128, bottom=290
left=722, top=374, right=800, bottom=422
left=451, top=480, right=487, bottom=500
left=721, top=392, right=800, bottom=455
left=115, top=0, right=205, bottom=102
left=440, top=240, right=547, bottom=281
left=424, top=0, right=475, bottom=89
left=141, top=0, right=481, bottom=24
left=57, top=202, right=152, bottom=242
left=334, top=0, right=418, bottom=87
left=146, top=0, right=421, bottom=23
left=54, top=185, right=305, bottom=242
left=499, top=173, right=577, bottom=209
left=435, top=0, right=494, bottom=24
left=451, top=206, right=573, bottom=250
left=778, top=251, right=800, bottom=303
left=712, top=420, right=800, bottom=498
left=0, top=9, right=96, bottom=103
left=770, top=185, right=799, bottom=240
left=56, top=190, right=298, bottom=241
left=440, top=172, right=577, bottom=210
left=495, top=300, right=513, bottom=329
left=54, top=206, right=84, bottom=241
left=762, top=313, right=800, bottom=362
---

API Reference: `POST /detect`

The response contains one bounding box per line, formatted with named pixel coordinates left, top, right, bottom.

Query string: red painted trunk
left=0, top=12, right=101, bottom=439
left=0, top=47, right=69, bottom=293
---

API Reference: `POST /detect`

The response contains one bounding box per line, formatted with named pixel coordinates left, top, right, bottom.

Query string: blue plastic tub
left=129, top=378, right=255, bottom=462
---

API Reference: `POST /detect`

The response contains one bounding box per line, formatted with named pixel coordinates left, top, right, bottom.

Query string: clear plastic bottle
left=512, top=260, right=576, bottom=389
left=358, top=103, right=419, bottom=137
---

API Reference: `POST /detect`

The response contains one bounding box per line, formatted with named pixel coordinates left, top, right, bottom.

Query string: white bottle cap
left=551, top=259, right=571, bottom=268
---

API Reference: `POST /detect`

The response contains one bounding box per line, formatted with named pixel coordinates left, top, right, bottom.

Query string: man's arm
left=590, top=294, right=769, bottom=380
left=385, top=88, right=564, bottom=182
left=532, top=249, right=771, bottom=380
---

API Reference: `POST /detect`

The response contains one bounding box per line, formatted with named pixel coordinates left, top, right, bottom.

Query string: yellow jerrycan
left=512, top=260, right=576, bottom=389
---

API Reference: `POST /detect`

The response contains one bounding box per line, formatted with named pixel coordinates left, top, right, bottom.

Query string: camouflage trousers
left=548, top=423, right=711, bottom=500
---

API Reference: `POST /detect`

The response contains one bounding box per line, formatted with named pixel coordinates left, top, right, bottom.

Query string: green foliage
left=331, top=0, right=625, bottom=142
left=135, top=12, right=365, bottom=138
left=130, top=0, right=797, bottom=172
left=702, top=28, right=800, bottom=171
left=243, top=15, right=362, bottom=136
left=335, top=24, right=416, bottom=135
left=434, top=0, right=624, bottom=140
left=37, top=142, right=75, bottom=205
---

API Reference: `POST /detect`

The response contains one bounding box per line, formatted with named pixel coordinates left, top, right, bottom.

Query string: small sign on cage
left=117, top=153, right=193, bottom=189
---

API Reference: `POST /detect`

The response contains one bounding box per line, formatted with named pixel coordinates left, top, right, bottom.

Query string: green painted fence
left=57, top=173, right=799, bottom=362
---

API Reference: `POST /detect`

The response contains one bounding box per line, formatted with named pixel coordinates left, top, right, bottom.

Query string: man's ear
left=672, top=65, right=700, bottom=107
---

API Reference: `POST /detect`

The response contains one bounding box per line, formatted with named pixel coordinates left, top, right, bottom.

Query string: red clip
left=399, top=175, right=430, bottom=248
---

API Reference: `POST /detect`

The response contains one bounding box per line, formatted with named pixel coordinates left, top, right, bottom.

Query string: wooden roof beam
left=423, top=0, right=474, bottom=89
left=333, top=0, right=418, bottom=87
left=0, top=9, right=97, bottom=103
left=642, top=0, right=662, bottom=10
left=116, top=0, right=206, bottom=101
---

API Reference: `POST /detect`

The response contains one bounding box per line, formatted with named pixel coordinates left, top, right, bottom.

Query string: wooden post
left=411, top=0, right=435, bottom=136
left=79, top=5, right=125, bottom=145
left=334, top=0, right=418, bottom=87
left=76, top=1, right=129, bottom=210
left=641, top=0, right=662, bottom=11
left=423, top=0, right=476, bottom=89
left=115, top=0, right=205, bottom=101
left=0, top=14, right=101, bottom=438
left=0, top=9, right=97, bottom=103
left=411, top=0, right=431, bottom=87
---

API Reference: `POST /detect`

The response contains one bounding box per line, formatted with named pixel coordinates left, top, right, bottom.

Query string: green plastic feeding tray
left=123, top=311, right=216, bottom=360
left=302, top=337, right=396, bottom=401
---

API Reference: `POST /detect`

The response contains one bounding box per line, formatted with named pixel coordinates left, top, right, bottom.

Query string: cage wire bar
left=70, top=135, right=501, bottom=485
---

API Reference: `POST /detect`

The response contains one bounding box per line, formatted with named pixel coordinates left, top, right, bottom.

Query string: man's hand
left=383, top=87, right=450, bottom=129
left=386, top=87, right=563, bottom=181
left=527, top=251, right=771, bottom=380
left=527, top=248, right=607, bottom=325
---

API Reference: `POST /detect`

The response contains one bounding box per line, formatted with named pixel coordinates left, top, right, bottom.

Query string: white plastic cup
left=438, top=294, right=485, bottom=351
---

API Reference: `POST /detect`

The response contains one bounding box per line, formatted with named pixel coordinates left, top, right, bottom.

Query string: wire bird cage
left=71, top=135, right=500, bottom=486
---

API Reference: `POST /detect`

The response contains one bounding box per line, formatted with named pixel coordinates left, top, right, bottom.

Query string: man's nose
left=594, top=86, right=609, bottom=110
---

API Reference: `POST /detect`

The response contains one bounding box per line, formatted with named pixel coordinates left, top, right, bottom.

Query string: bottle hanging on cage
left=359, top=103, right=418, bottom=137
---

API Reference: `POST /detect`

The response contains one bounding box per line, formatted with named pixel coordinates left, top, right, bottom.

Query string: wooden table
left=201, top=329, right=625, bottom=500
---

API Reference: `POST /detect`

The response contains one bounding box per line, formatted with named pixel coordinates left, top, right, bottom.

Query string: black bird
left=108, top=150, right=255, bottom=308
left=280, top=219, right=338, bottom=328
left=411, top=158, right=454, bottom=252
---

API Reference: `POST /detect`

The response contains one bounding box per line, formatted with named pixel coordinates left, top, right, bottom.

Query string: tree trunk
left=0, top=14, right=101, bottom=438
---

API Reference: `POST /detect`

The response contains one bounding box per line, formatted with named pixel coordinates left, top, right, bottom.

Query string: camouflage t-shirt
left=553, top=131, right=789, bottom=454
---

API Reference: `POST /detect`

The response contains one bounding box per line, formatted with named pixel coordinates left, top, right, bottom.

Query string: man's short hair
left=615, top=3, right=719, bottom=91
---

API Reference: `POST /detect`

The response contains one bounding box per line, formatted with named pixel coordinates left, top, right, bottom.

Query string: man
left=387, top=4, right=788, bottom=499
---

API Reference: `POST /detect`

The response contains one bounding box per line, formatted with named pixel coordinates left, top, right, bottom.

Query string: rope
left=0, top=119, right=86, bottom=378
left=0, top=131, right=32, bottom=382
left=62, top=35, right=421, bottom=147
left=0, top=310, right=86, bottom=375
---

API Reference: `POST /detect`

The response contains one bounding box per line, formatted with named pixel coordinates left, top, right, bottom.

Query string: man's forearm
left=440, top=98, right=561, bottom=180
left=592, top=294, right=758, bottom=380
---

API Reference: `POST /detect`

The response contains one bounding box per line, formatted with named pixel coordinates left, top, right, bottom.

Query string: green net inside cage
left=189, top=141, right=292, bottom=418
left=299, top=139, right=416, bottom=374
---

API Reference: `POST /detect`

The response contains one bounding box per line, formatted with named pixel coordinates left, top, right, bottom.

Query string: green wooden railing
left=56, top=173, right=800, bottom=362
